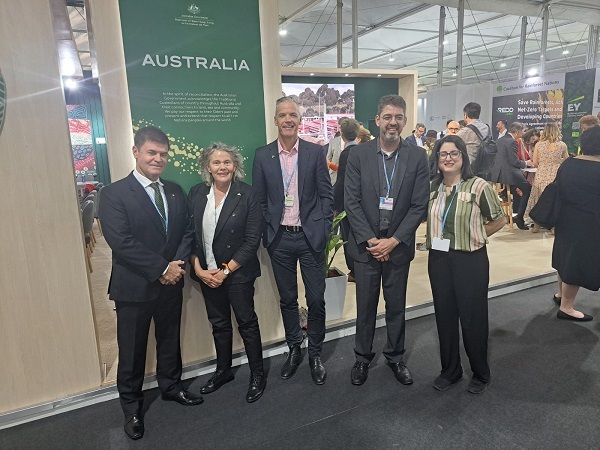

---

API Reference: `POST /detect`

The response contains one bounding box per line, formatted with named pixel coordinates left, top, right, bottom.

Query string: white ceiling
left=278, top=0, right=600, bottom=89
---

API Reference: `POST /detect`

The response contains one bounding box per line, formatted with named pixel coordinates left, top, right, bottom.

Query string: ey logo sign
left=567, top=95, right=584, bottom=113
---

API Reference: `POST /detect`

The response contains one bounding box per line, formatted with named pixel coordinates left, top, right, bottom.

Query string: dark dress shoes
left=161, top=389, right=204, bottom=406
left=388, top=362, right=413, bottom=385
left=467, top=377, right=490, bottom=394
left=514, top=216, right=529, bottom=230
left=309, top=357, right=327, bottom=385
left=246, top=372, right=266, bottom=403
left=200, top=369, right=234, bottom=394
left=350, top=361, right=369, bottom=385
left=433, top=375, right=462, bottom=391
left=280, top=344, right=303, bottom=379
left=557, top=309, right=593, bottom=322
left=124, top=414, right=144, bottom=440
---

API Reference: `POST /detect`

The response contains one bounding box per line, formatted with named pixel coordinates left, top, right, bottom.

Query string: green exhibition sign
left=118, top=0, right=266, bottom=191
left=561, top=69, right=596, bottom=155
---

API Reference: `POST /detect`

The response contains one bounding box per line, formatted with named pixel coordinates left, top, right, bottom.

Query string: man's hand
left=367, top=237, right=399, bottom=261
left=159, top=260, right=186, bottom=285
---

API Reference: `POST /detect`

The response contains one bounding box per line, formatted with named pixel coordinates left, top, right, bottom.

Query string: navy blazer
left=404, top=134, right=424, bottom=147
left=491, top=134, right=527, bottom=186
left=252, top=138, right=334, bottom=253
left=344, top=138, right=429, bottom=265
left=187, top=180, right=264, bottom=284
left=98, top=172, right=193, bottom=303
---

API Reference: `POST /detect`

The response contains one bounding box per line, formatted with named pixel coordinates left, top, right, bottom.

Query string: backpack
left=467, top=124, right=497, bottom=181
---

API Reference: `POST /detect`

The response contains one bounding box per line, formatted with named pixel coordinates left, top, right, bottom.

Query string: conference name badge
left=284, top=194, right=294, bottom=207
left=379, top=197, right=393, bottom=210
left=431, top=237, right=450, bottom=252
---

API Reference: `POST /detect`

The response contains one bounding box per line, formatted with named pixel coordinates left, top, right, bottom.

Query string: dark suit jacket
left=187, top=180, right=264, bottom=284
left=404, top=134, right=424, bottom=147
left=252, top=138, right=334, bottom=253
left=344, top=138, right=430, bottom=265
left=491, top=134, right=527, bottom=186
left=333, top=143, right=357, bottom=213
left=99, top=172, right=193, bottom=303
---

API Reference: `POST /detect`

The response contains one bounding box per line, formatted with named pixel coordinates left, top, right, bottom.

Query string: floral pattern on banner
left=67, top=105, right=96, bottom=177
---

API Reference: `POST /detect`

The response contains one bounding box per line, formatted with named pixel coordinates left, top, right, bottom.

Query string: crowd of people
left=98, top=94, right=600, bottom=440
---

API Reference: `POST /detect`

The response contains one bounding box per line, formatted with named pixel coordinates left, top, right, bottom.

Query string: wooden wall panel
left=0, top=0, right=102, bottom=414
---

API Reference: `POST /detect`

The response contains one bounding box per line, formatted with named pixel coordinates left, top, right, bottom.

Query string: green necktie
left=149, top=182, right=167, bottom=232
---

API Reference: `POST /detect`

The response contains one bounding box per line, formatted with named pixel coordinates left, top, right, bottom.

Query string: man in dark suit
left=344, top=95, right=429, bottom=386
left=99, top=126, right=203, bottom=440
left=334, top=118, right=361, bottom=281
left=404, top=122, right=426, bottom=148
left=252, top=96, right=333, bottom=385
left=491, top=121, right=534, bottom=230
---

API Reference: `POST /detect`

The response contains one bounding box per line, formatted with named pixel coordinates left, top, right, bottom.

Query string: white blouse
left=202, top=183, right=230, bottom=269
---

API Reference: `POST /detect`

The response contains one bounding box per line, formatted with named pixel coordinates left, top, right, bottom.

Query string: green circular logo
left=0, top=68, right=6, bottom=137
left=496, top=85, right=503, bottom=93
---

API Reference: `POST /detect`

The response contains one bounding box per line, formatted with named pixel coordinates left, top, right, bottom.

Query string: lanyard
left=438, top=181, right=461, bottom=238
left=282, top=159, right=298, bottom=195
left=381, top=152, right=399, bottom=199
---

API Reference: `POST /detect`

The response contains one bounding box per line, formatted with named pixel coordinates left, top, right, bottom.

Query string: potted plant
left=324, top=211, right=348, bottom=321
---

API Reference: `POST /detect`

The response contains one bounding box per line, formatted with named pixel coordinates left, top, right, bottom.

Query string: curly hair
left=540, top=122, right=562, bottom=143
left=197, top=142, right=245, bottom=185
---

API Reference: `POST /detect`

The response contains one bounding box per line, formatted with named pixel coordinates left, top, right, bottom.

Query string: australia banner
left=118, top=0, right=266, bottom=191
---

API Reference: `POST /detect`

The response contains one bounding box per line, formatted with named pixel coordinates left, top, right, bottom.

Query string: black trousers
left=510, top=178, right=532, bottom=219
left=354, top=258, right=410, bottom=364
left=268, top=228, right=326, bottom=358
left=428, top=247, right=490, bottom=383
left=200, top=280, right=264, bottom=374
left=339, top=216, right=355, bottom=276
left=115, top=290, right=183, bottom=416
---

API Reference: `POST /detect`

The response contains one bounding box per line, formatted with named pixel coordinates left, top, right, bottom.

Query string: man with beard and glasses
left=344, top=95, right=429, bottom=386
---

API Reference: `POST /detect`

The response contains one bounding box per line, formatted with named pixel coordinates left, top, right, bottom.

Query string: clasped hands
left=192, top=258, right=226, bottom=289
left=366, top=237, right=399, bottom=262
left=159, top=260, right=186, bottom=285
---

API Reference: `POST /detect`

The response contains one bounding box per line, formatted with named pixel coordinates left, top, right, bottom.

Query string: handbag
left=530, top=181, right=560, bottom=229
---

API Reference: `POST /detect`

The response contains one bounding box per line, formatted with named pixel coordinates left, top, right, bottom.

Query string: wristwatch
left=222, top=263, right=231, bottom=276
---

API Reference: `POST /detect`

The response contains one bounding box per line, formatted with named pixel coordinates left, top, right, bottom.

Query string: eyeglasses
left=439, top=150, right=461, bottom=160
left=448, top=127, right=460, bottom=132
left=380, top=114, right=405, bottom=123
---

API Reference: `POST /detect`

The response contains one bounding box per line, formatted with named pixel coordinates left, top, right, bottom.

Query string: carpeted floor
left=2, top=283, right=600, bottom=449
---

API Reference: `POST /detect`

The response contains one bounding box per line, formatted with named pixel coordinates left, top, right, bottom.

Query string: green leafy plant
left=325, top=211, right=347, bottom=276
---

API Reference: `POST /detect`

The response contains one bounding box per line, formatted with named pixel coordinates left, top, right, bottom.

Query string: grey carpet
left=2, top=283, right=600, bottom=449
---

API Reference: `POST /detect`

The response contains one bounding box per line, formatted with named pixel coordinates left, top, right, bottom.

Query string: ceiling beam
left=279, top=0, right=323, bottom=27
left=285, top=3, right=433, bottom=66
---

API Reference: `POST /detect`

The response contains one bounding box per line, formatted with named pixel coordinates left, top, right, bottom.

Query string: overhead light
left=500, top=62, right=507, bottom=68
left=377, top=74, right=382, bottom=77
left=528, top=68, right=538, bottom=76
left=279, top=29, right=287, bottom=36
left=443, top=40, right=448, bottom=45
left=65, top=78, right=79, bottom=90
left=62, top=60, right=77, bottom=76
left=562, top=49, right=569, bottom=55
left=344, top=73, right=349, bottom=77
left=452, top=72, right=457, bottom=77
left=310, top=73, right=315, bottom=76
left=389, top=54, right=395, bottom=62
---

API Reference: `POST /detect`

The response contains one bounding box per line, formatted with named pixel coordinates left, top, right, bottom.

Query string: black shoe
left=246, top=372, right=266, bottom=403
left=467, top=377, right=489, bottom=394
left=124, top=414, right=144, bottom=440
left=388, top=362, right=413, bottom=385
left=553, top=295, right=561, bottom=306
left=309, top=357, right=327, bottom=385
left=161, top=390, right=204, bottom=406
left=200, top=369, right=234, bottom=394
left=433, top=375, right=462, bottom=391
left=350, top=361, right=369, bottom=385
left=280, top=345, right=303, bottom=379
left=557, top=310, right=593, bottom=322
left=514, top=216, right=528, bottom=230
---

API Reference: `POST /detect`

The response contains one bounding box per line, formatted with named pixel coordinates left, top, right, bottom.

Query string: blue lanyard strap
left=381, top=152, right=399, bottom=199
left=438, top=181, right=462, bottom=238
left=282, top=160, right=298, bottom=195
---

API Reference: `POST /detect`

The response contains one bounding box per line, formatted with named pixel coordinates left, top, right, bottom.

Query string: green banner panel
left=119, top=0, right=266, bottom=191
left=562, top=69, right=596, bottom=155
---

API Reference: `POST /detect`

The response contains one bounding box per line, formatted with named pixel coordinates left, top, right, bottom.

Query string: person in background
left=490, top=121, right=534, bottom=230
left=552, top=125, right=600, bottom=321
left=357, top=126, right=373, bottom=143
left=334, top=118, right=361, bottom=282
left=457, top=102, right=491, bottom=165
left=438, top=119, right=453, bottom=139
left=188, top=142, right=266, bottom=403
left=446, top=121, right=460, bottom=136
left=577, top=115, right=599, bottom=155
left=496, top=120, right=508, bottom=139
left=344, top=94, right=429, bottom=386
left=405, top=122, right=427, bottom=148
left=326, top=116, right=349, bottom=185
left=426, top=135, right=505, bottom=394
left=99, top=126, right=203, bottom=441
left=424, top=130, right=438, bottom=158
left=525, top=123, right=568, bottom=232
left=458, top=119, right=467, bottom=129
left=252, top=96, right=333, bottom=385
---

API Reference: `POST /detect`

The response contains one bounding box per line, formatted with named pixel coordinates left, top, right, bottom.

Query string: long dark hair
left=432, top=135, right=474, bottom=184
